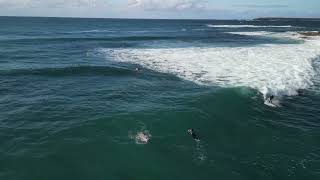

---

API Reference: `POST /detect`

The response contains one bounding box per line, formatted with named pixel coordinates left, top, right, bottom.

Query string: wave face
left=101, top=33, right=320, bottom=97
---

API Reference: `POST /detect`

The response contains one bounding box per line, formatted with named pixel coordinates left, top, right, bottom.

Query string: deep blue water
left=1, top=16, right=320, bottom=180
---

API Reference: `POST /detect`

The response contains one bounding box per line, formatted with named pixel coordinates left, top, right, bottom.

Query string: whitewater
left=101, top=32, right=320, bottom=98
left=206, top=24, right=294, bottom=28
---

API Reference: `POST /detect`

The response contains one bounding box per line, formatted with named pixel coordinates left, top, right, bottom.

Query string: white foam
left=193, top=141, right=207, bottom=163
left=264, top=99, right=281, bottom=107
left=207, top=24, right=293, bottom=28
left=100, top=33, right=320, bottom=97
left=134, top=131, right=151, bottom=144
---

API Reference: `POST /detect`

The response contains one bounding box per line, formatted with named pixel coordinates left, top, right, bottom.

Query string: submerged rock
left=299, top=31, right=320, bottom=36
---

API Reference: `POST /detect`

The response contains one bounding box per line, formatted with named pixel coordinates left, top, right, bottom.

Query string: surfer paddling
left=188, top=129, right=200, bottom=141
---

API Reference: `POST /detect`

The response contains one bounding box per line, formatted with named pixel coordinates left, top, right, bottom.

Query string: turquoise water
left=1, top=17, right=320, bottom=180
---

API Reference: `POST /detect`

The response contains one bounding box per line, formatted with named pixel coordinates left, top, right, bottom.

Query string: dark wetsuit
left=192, top=133, right=200, bottom=141
left=189, top=129, right=200, bottom=141
left=269, top=95, right=274, bottom=103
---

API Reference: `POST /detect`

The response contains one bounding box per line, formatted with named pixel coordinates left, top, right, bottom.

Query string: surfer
left=135, top=67, right=142, bottom=72
left=188, top=129, right=200, bottom=141
left=264, top=95, right=278, bottom=107
left=267, top=95, right=274, bottom=103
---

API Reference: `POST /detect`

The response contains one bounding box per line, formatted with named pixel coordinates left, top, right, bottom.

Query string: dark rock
left=299, top=31, right=320, bottom=36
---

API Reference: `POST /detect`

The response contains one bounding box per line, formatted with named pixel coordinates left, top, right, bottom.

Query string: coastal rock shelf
left=299, top=31, right=320, bottom=36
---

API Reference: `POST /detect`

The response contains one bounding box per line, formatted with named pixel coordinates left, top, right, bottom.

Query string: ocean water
left=1, top=16, right=320, bottom=180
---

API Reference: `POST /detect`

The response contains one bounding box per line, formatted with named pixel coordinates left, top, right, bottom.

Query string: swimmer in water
left=188, top=129, right=200, bottom=141
left=136, top=132, right=151, bottom=144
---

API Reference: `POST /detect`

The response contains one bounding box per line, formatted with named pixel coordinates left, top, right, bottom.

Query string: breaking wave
left=207, top=24, right=293, bottom=28
left=100, top=32, right=320, bottom=97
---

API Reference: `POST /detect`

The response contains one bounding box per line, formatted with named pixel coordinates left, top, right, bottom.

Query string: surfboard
left=264, top=100, right=277, bottom=107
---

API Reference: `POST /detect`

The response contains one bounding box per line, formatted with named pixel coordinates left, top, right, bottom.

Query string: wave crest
left=100, top=33, right=320, bottom=97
